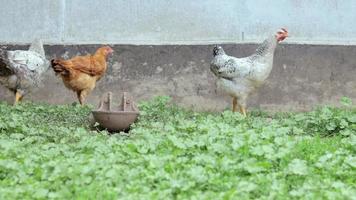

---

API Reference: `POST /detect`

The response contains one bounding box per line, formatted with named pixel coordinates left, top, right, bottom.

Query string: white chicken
left=210, top=28, right=288, bottom=116
left=0, top=39, right=49, bottom=104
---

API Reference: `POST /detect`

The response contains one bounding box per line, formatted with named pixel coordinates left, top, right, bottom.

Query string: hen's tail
left=0, top=50, right=14, bottom=76
left=51, top=59, right=70, bottom=76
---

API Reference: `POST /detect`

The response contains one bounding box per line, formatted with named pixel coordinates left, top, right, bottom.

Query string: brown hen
left=51, top=46, right=114, bottom=105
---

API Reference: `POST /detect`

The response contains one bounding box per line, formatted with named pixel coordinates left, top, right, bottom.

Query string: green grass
left=0, top=96, right=355, bottom=199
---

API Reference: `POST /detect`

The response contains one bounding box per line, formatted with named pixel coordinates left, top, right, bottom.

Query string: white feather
left=7, top=51, right=45, bottom=71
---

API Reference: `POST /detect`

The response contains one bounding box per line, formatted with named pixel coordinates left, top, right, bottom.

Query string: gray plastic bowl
left=92, top=110, right=139, bottom=132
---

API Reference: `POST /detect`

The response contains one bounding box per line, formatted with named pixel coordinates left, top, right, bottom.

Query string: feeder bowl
left=91, top=92, right=139, bottom=132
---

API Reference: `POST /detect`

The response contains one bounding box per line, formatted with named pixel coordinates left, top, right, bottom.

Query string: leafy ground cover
left=0, top=96, right=355, bottom=199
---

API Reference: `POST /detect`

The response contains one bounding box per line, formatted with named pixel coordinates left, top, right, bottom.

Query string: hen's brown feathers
left=51, top=46, right=113, bottom=104
left=51, top=48, right=108, bottom=77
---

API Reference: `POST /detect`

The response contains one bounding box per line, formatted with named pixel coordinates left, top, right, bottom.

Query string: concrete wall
left=0, top=44, right=355, bottom=111
left=0, top=0, right=356, bottom=44
left=0, top=1, right=355, bottom=110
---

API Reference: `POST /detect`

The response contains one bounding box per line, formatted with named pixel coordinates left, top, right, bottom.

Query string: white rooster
left=0, top=39, right=49, bottom=104
left=210, top=28, right=288, bottom=116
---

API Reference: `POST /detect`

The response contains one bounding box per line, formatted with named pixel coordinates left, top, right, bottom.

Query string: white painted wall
left=0, top=0, right=355, bottom=44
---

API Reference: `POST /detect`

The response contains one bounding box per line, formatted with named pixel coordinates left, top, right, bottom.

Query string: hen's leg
left=14, top=91, right=22, bottom=105
left=239, top=98, right=247, bottom=117
left=232, top=97, right=239, bottom=112
left=78, top=90, right=91, bottom=105
left=76, top=91, right=82, bottom=105
left=240, top=107, right=247, bottom=117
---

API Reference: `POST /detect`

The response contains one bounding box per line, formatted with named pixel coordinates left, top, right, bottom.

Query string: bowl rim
left=92, top=110, right=140, bottom=115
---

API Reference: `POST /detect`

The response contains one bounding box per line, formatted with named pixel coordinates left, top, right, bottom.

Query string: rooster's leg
left=14, top=91, right=22, bottom=105
left=232, top=97, right=240, bottom=112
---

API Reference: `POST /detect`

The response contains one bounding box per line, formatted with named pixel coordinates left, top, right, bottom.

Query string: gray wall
left=0, top=0, right=356, bottom=44
left=0, top=1, right=355, bottom=110
left=0, top=44, right=355, bottom=111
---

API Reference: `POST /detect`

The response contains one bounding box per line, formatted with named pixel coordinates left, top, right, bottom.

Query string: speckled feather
left=0, top=40, right=49, bottom=96
left=210, top=35, right=279, bottom=106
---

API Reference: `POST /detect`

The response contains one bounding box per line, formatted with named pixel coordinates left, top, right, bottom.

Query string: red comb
left=280, top=28, right=288, bottom=33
